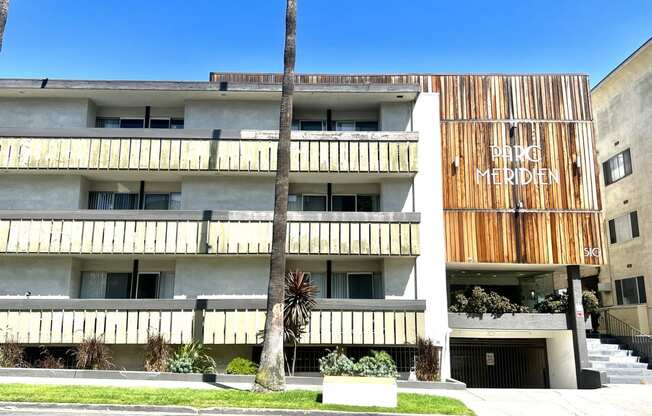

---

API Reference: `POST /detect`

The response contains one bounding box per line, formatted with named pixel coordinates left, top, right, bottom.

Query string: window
left=615, top=276, right=647, bottom=305
left=136, top=273, right=160, bottom=299
left=149, top=118, right=171, bottom=129
left=302, top=195, right=327, bottom=211
left=335, top=121, right=356, bottom=131
left=608, top=211, right=639, bottom=244
left=299, top=120, right=325, bottom=131
left=356, top=194, right=379, bottom=212
left=149, top=118, right=185, bottom=129
left=603, top=149, right=632, bottom=185
left=105, top=273, right=131, bottom=299
left=144, top=193, right=170, bottom=210
left=347, top=273, right=374, bottom=299
left=169, top=192, right=182, bottom=209
left=354, top=121, right=379, bottom=131
left=88, top=192, right=138, bottom=210
left=95, top=117, right=120, bottom=128
left=288, top=194, right=301, bottom=211
left=120, top=118, right=145, bottom=128
left=332, top=195, right=356, bottom=212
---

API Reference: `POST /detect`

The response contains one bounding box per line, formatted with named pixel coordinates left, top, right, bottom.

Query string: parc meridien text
left=475, top=145, right=559, bottom=185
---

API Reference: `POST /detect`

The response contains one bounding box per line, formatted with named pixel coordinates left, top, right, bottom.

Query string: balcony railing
left=0, top=211, right=420, bottom=256
left=0, top=299, right=426, bottom=346
left=0, top=128, right=418, bottom=175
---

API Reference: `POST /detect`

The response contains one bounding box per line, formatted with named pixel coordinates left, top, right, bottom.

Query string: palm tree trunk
left=0, top=0, right=9, bottom=52
left=253, top=0, right=296, bottom=392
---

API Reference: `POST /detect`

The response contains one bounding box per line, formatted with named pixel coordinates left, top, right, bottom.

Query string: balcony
left=0, top=299, right=426, bottom=346
left=0, top=128, right=418, bottom=175
left=0, top=211, right=420, bottom=256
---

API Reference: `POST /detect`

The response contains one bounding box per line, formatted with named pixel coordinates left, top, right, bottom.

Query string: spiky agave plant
left=284, top=270, right=317, bottom=375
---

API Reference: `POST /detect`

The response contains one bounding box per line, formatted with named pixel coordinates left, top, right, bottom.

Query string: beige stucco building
left=593, top=38, right=652, bottom=333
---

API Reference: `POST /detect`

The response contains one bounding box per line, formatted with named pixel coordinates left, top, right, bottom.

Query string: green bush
left=168, top=342, right=215, bottom=374
left=225, top=357, right=258, bottom=375
left=319, top=348, right=398, bottom=378
left=534, top=290, right=600, bottom=314
left=319, top=348, right=355, bottom=376
left=448, top=286, right=529, bottom=315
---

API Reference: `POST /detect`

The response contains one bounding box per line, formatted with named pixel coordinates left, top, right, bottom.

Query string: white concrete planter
left=322, top=375, right=397, bottom=408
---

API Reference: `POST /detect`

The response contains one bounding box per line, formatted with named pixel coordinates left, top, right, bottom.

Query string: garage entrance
left=451, top=338, right=549, bottom=388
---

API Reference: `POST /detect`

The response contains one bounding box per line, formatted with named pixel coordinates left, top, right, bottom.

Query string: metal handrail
left=598, top=308, right=652, bottom=364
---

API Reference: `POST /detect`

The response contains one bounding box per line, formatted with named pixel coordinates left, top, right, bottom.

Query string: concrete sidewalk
left=428, top=385, right=652, bottom=416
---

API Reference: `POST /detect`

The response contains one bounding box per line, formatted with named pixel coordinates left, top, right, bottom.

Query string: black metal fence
left=598, top=309, right=652, bottom=364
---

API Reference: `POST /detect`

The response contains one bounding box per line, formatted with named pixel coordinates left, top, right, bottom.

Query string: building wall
left=380, top=102, right=412, bottom=131
left=174, top=257, right=269, bottom=298
left=0, top=257, right=79, bottom=298
left=0, top=98, right=94, bottom=128
left=0, top=175, right=87, bottom=209
left=380, top=179, right=413, bottom=212
left=181, top=177, right=275, bottom=211
left=185, top=100, right=280, bottom=130
left=593, top=40, right=652, bottom=322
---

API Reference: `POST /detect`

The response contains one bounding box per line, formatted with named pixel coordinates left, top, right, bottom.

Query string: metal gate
left=451, top=338, right=549, bottom=388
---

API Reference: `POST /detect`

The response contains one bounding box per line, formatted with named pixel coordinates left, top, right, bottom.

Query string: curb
left=0, top=402, right=456, bottom=416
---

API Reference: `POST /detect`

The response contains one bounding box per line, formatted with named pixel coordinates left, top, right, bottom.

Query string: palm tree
left=253, top=0, right=296, bottom=392
left=0, top=0, right=9, bottom=52
left=284, top=271, right=317, bottom=376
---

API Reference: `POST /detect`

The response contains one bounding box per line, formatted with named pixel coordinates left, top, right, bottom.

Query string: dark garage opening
left=451, top=338, right=549, bottom=388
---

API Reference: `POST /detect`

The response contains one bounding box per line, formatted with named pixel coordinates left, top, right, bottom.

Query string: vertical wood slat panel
left=0, top=137, right=418, bottom=174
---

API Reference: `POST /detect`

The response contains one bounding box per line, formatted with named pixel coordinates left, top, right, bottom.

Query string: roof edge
left=592, top=37, right=652, bottom=92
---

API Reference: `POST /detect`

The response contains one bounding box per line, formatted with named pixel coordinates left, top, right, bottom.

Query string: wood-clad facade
left=210, top=72, right=604, bottom=266
left=428, top=74, right=603, bottom=265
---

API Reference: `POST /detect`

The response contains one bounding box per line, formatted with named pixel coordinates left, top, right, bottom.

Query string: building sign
left=486, top=352, right=495, bottom=366
left=584, top=247, right=602, bottom=258
left=476, top=145, right=560, bottom=185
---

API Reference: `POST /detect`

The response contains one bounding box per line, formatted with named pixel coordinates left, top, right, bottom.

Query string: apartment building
left=593, top=38, right=652, bottom=332
left=0, top=72, right=603, bottom=389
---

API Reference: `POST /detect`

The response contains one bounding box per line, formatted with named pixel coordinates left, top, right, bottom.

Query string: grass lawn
left=0, top=383, right=473, bottom=415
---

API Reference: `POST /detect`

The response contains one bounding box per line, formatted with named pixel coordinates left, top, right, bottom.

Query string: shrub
left=0, top=341, right=28, bottom=368
left=355, top=350, right=398, bottom=378
left=448, top=286, right=529, bottom=315
left=319, top=347, right=356, bottom=376
left=73, top=337, right=113, bottom=370
left=144, top=334, right=171, bottom=372
left=36, top=350, right=64, bottom=369
left=415, top=338, right=441, bottom=382
left=534, top=290, right=601, bottom=314
left=168, top=342, right=215, bottom=374
left=319, top=348, right=398, bottom=378
left=225, top=357, right=258, bottom=375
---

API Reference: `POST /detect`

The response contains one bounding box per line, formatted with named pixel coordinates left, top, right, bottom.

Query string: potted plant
left=319, top=348, right=398, bottom=408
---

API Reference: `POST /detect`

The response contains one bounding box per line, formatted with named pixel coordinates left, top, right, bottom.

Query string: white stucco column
left=412, top=92, right=451, bottom=380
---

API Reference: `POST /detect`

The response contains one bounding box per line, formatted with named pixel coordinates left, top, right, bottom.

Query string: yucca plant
left=284, top=270, right=317, bottom=375
left=73, top=336, right=113, bottom=370
left=144, top=333, right=171, bottom=372
left=0, top=340, right=28, bottom=368
left=415, top=337, right=441, bottom=382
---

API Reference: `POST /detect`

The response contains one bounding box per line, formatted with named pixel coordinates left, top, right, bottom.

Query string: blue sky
left=0, top=0, right=650, bottom=86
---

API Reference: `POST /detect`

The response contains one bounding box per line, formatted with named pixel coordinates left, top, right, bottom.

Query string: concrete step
left=601, top=367, right=651, bottom=376
left=589, top=354, right=639, bottom=363
left=587, top=343, right=621, bottom=352
left=590, top=361, right=649, bottom=369
left=587, top=349, right=632, bottom=357
left=607, top=375, right=652, bottom=384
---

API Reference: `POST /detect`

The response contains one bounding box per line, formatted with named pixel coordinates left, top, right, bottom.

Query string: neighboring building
left=0, top=72, right=603, bottom=388
left=593, top=38, right=652, bottom=332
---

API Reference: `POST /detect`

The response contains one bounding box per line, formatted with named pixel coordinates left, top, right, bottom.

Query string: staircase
left=587, top=337, right=652, bottom=384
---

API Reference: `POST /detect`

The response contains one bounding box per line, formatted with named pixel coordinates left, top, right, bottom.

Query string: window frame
left=135, top=272, right=161, bottom=299
left=301, top=194, right=328, bottom=211
left=608, top=211, right=640, bottom=244
left=603, top=149, right=632, bottom=186
left=346, top=272, right=375, bottom=300
left=615, top=276, right=647, bottom=305
left=331, top=194, right=357, bottom=212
